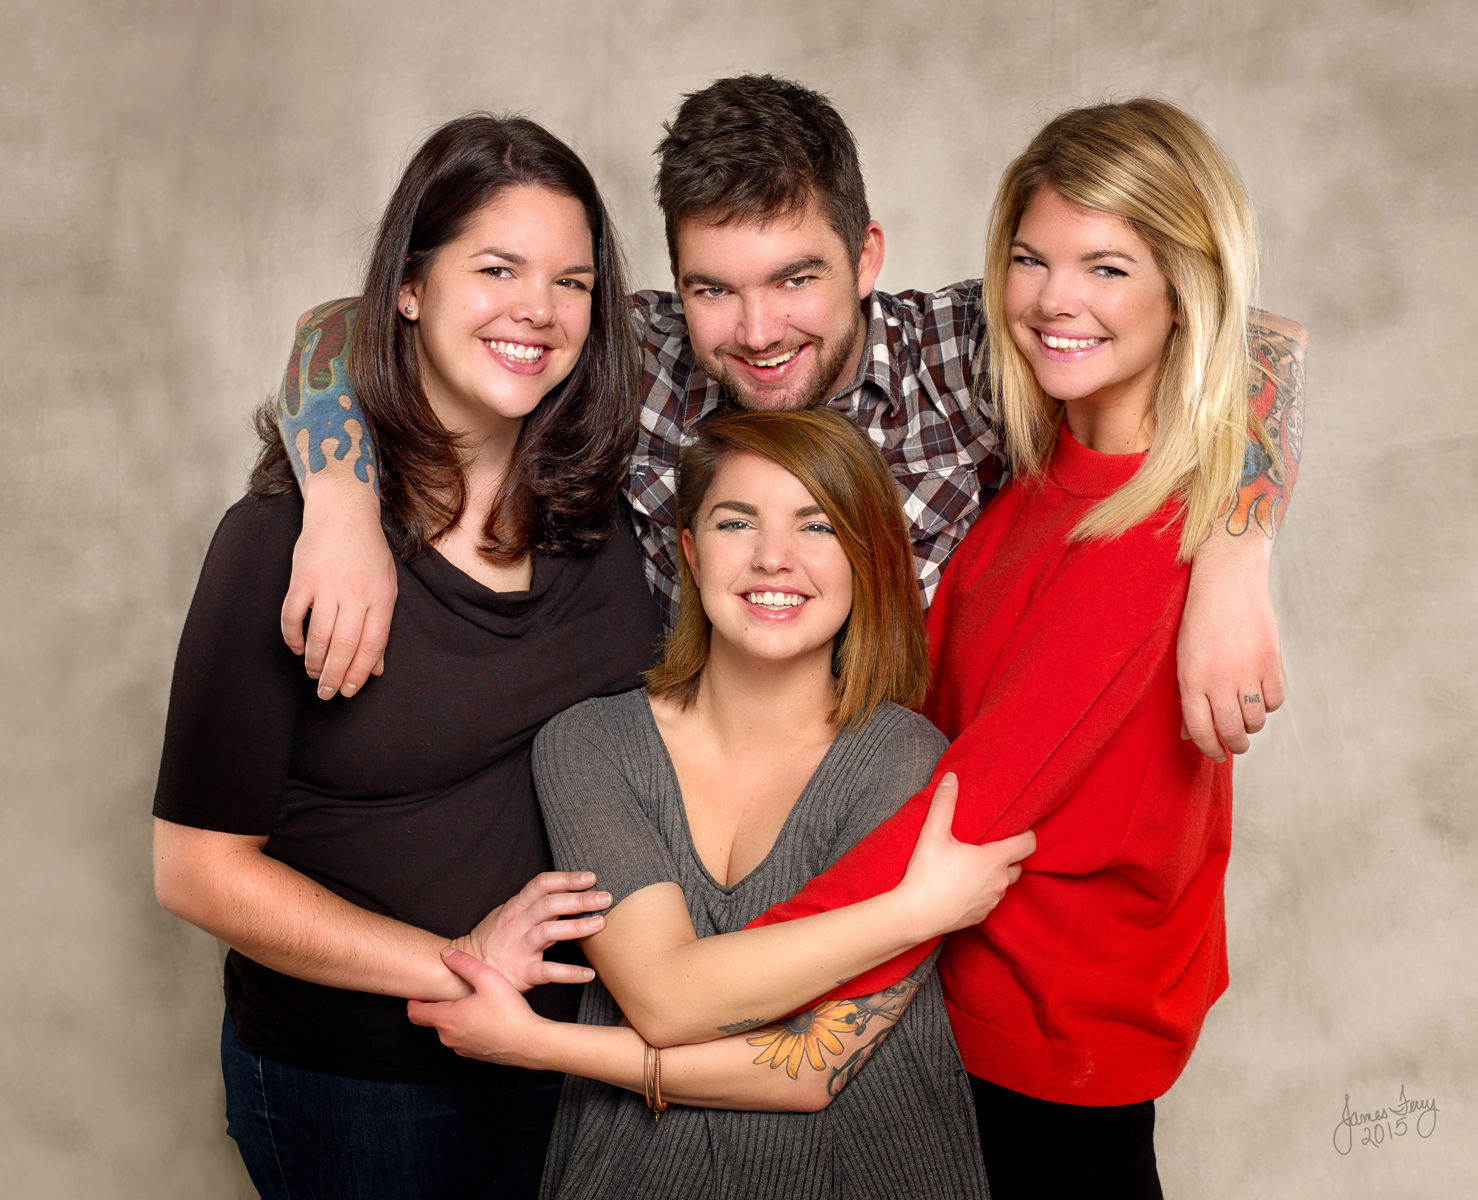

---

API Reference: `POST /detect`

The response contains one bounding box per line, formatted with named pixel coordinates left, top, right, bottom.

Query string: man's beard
left=710, top=317, right=863, bottom=413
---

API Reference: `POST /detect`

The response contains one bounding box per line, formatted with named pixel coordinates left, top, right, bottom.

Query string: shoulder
left=204, top=491, right=303, bottom=569
left=535, top=688, right=650, bottom=756
left=880, top=279, right=983, bottom=327
left=842, top=703, right=949, bottom=775
left=631, top=289, right=688, bottom=346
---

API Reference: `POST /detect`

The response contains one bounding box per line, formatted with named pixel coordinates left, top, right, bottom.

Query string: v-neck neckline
left=638, top=691, right=845, bottom=895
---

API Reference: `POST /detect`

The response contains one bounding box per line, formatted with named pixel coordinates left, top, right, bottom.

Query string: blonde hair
left=645, top=409, right=927, bottom=728
left=982, top=98, right=1281, bottom=559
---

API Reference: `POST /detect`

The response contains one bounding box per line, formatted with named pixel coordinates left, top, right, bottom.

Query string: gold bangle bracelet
left=641, top=1038, right=668, bottom=1124
left=651, top=1043, right=666, bottom=1124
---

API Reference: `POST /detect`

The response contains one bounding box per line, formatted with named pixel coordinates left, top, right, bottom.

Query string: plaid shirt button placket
left=625, top=282, right=1008, bottom=631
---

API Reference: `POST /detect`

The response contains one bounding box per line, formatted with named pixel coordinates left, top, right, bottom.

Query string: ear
left=397, top=280, right=422, bottom=321
left=854, top=221, right=885, bottom=298
left=680, top=527, right=700, bottom=588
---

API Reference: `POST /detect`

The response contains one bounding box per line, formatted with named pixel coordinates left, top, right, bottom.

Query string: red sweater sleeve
left=743, top=515, right=1189, bottom=1003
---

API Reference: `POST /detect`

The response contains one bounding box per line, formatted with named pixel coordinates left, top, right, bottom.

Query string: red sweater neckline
left=1048, top=424, right=1146, bottom=499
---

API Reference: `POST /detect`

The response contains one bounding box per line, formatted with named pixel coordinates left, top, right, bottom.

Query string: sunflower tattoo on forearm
left=745, top=972, right=923, bottom=1090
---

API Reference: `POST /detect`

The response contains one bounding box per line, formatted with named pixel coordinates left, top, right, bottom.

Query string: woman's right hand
left=896, top=774, right=1036, bottom=937
left=408, top=948, right=551, bottom=1067
left=452, top=871, right=610, bottom=992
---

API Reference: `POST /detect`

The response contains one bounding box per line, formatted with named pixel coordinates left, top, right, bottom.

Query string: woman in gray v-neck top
left=531, top=688, right=988, bottom=1200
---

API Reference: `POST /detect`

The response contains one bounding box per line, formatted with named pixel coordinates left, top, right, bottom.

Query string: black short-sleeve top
left=153, top=490, right=661, bottom=1084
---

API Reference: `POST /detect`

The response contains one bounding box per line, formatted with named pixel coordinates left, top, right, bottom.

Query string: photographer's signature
left=1333, top=1086, right=1438, bottom=1154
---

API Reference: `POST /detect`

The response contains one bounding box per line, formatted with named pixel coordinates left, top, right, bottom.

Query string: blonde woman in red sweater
left=744, top=98, right=1306, bottom=1198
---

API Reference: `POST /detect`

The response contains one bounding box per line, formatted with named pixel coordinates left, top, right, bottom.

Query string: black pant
left=969, top=1075, right=1163, bottom=1200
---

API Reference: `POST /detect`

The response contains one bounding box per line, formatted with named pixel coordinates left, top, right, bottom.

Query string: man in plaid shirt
left=278, top=74, right=1304, bottom=760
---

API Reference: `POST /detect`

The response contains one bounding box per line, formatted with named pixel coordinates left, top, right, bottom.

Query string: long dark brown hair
left=645, top=409, right=927, bottom=728
left=254, top=113, right=638, bottom=561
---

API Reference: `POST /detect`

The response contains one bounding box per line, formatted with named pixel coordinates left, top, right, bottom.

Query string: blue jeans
left=221, top=1012, right=561, bottom=1200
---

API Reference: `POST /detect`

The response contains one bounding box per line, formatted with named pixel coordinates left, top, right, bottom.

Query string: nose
left=509, top=278, right=556, bottom=327
left=749, top=526, right=795, bottom=574
left=734, top=293, right=786, bottom=353
left=1035, top=268, right=1084, bottom=319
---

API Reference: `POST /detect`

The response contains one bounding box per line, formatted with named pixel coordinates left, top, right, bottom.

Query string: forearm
left=277, top=298, right=380, bottom=499
left=515, top=1019, right=828, bottom=1113
left=507, top=971, right=923, bottom=1113
left=153, top=820, right=469, bottom=1001
left=590, top=883, right=934, bottom=1047
left=1225, top=310, right=1307, bottom=541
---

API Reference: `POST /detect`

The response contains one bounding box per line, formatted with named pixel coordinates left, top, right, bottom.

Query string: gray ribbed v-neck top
left=532, top=689, right=988, bottom=1200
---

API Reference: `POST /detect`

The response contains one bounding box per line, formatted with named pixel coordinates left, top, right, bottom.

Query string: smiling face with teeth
left=674, top=201, right=885, bottom=412
left=400, top=185, right=595, bottom=443
left=681, top=450, right=854, bottom=671
left=1005, top=186, right=1176, bottom=451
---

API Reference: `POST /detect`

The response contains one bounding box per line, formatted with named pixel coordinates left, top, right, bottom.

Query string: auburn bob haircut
left=646, top=409, right=927, bottom=728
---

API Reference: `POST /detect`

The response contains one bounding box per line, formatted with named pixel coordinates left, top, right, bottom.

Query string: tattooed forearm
left=743, top=971, right=925, bottom=1096
left=1228, top=311, right=1307, bottom=539
left=276, top=298, right=379, bottom=496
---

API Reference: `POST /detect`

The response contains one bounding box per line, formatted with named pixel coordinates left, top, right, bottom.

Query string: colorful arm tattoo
left=742, top=970, right=924, bottom=1095
left=276, top=298, right=379, bottom=496
left=1228, top=312, right=1307, bottom=539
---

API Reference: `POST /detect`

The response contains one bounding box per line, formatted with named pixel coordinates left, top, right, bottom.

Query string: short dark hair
left=654, top=75, right=870, bottom=271
left=253, top=113, right=639, bottom=562
left=645, top=409, right=927, bottom=728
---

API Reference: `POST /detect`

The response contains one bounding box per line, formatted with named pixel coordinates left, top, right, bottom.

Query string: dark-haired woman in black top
left=151, top=115, right=659, bottom=1200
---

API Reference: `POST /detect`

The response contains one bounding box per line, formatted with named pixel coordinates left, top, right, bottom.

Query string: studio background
left=3, top=1, right=1473, bottom=1196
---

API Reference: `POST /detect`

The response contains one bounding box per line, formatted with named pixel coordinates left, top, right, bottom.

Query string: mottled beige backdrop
left=3, top=1, right=1473, bottom=1196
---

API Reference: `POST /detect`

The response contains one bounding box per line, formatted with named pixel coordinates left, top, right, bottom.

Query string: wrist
left=871, top=885, right=936, bottom=949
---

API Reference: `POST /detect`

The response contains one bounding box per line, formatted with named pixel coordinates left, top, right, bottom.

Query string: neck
left=826, top=302, right=870, bottom=400
left=689, top=634, right=838, bottom=749
left=1061, top=382, right=1154, bottom=455
left=421, top=382, right=524, bottom=531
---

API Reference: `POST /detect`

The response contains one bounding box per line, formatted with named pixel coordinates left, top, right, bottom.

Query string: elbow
left=625, top=1012, right=709, bottom=1051
left=152, top=855, right=199, bottom=924
left=784, top=1081, right=835, bottom=1113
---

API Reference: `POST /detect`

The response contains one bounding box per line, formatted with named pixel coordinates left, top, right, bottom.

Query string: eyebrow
left=470, top=246, right=595, bottom=274
left=766, top=257, right=827, bottom=283
left=1011, top=238, right=1139, bottom=266
left=680, top=256, right=830, bottom=292
left=707, top=500, right=758, bottom=517
left=705, top=501, right=828, bottom=519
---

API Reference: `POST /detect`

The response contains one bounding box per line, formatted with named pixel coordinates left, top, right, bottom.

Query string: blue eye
left=1011, top=255, right=1043, bottom=269
left=801, top=522, right=836, bottom=535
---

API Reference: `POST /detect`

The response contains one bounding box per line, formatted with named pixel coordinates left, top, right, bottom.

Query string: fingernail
left=582, top=968, right=595, bottom=981
left=594, top=893, right=611, bottom=906
left=342, top=683, right=357, bottom=696
left=441, top=946, right=456, bottom=958
left=317, top=685, right=334, bottom=700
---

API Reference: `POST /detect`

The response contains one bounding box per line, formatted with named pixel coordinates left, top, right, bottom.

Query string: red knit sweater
left=745, top=426, right=1232, bottom=1106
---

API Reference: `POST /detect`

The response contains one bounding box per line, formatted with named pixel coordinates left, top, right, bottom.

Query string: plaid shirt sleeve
left=845, top=281, right=1008, bottom=612
left=625, top=291, right=697, bottom=631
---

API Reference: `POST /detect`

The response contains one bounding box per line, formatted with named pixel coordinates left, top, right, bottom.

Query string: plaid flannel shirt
left=626, top=281, right=1008, bottom=630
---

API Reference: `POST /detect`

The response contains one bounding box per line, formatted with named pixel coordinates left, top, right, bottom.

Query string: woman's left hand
left=407, top=948, right=551, bottom=1065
